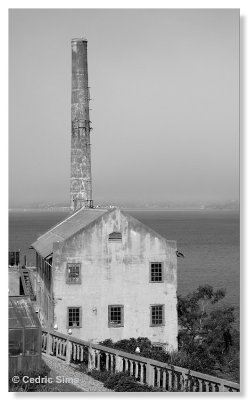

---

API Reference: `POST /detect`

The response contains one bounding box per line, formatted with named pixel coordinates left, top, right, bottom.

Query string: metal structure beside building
left=9, top=296, right=42, bottom=374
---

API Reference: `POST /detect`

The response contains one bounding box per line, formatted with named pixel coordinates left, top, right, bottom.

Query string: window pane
left=109, top=306, right=123, bottom=326
left=68, top=307, right=80, bottom=327
left=151, top=263, right=163, bottom=282
left=67, top=263, right=81, bottom=283
left=25, top=329, right=39, bottom=355
left=151, top=305, right=163, bottom=325
left=9, top=329, right=23, bottom=356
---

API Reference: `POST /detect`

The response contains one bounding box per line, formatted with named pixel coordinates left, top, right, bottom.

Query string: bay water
left=9, top=209, right=239, bottom=324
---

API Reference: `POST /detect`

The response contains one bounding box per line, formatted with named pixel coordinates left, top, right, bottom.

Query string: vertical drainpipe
left=70, top=38, right=93, bottom=212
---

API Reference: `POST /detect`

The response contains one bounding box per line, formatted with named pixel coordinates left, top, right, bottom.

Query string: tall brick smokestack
left=70, top=38, right=92, bottom=212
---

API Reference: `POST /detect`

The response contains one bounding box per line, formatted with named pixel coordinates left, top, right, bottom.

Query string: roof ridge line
left=59, top=207, right=117, bottom=243
left=36, top=207, right=84, bottom=240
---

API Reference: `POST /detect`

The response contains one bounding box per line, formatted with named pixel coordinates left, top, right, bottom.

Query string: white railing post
left=46, top=332, right=52, bottom=355
left=135, top=362, right=139, bottom=379
left=105, top=352, right=109, bottom=371
left=168, top=369, right=173, bottom=390
left=66, top=339, right=72, bottom=365
left=156, top=367, right=161, bottom=387
left=115, top=355, right=123, bottom=372
left=96, top=350, right=101, bottom=371
left=146, top=363, right=154, bottom=387
left=162, top=370, right=167, bottom=390
left=80, top=345, right=84, bottom=362
left=198, top=378, right=203, bottom=392
left=205, top=381, right=210, bottom=392
left=130, top=360, right=133, bottom=376
left=88, top=346, right=94, bottom=371
left=110, top=354, right=114, bottom=372
left=140, top=363, right=144, bottom=384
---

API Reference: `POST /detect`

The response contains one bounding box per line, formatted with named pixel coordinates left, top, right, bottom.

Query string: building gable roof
left=31, top=208, right=109, bottom=258
left=31, top=207, right=176, bottom=259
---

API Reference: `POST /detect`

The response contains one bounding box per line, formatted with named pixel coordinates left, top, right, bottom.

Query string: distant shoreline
left=9, top=207, right=239, bottom=212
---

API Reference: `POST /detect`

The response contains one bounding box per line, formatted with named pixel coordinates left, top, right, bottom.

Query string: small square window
left=67, top=263, right=81, bottom=284
left=108, top=305, right=124, bottom=327
left=150, top=262, right=164, bottom=282
left=150, top=305, right=164, bottom=326
left=68, top=307, right=81, bottom=328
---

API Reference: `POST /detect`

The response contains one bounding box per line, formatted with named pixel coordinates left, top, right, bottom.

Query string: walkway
left=43, top=354, right=111, bottom=392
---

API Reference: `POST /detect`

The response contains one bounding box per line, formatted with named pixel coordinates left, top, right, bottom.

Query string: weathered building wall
left=52, top=209, right=178, bottom=350
left=70, top=38, right=92, bottom=211
left=35, top=254, right=54, bottom=329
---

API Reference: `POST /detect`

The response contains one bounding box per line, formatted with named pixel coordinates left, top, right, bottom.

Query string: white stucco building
left=32, top=207, right=178, bottom=350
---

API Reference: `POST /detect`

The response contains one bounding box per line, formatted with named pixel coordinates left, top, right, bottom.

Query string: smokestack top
left=71, top=37, right=88, bottom=44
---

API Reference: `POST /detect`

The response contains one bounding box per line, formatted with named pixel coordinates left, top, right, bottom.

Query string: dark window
left=108, top=232, right=122, bottom=242
left=108, top=305, right=124, bottom=327
left=25, top=329, right=39, bottom=355
left=9, top=251, right=20, bottom=266
left=68, top=307, right=81, bottom=328
left=9, top=329, right=23, bottom=356
left=67, top=263, right=81, bottom=284
left=150, top=305, right=164, bottom=326
left=150, top=262, right=164, bottom=282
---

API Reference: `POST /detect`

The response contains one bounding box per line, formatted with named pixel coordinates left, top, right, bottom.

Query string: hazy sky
left=9, top=9, right=239, bottom=206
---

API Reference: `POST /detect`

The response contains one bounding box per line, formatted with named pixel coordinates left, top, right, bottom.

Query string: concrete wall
left=70, top=38, right=92, bottom=211
left=52, top=209, right=178, bottom=350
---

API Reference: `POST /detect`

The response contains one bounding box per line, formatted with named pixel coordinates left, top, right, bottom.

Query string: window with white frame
left=150, top=262, right=164, bottom=282
left=67, top=307, right=81, bottom=328
left=108, top=305, right=124, bottom=327
left=67, top=263, right=81, bottom=284
left=150, top=305, right=164, bottom=326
